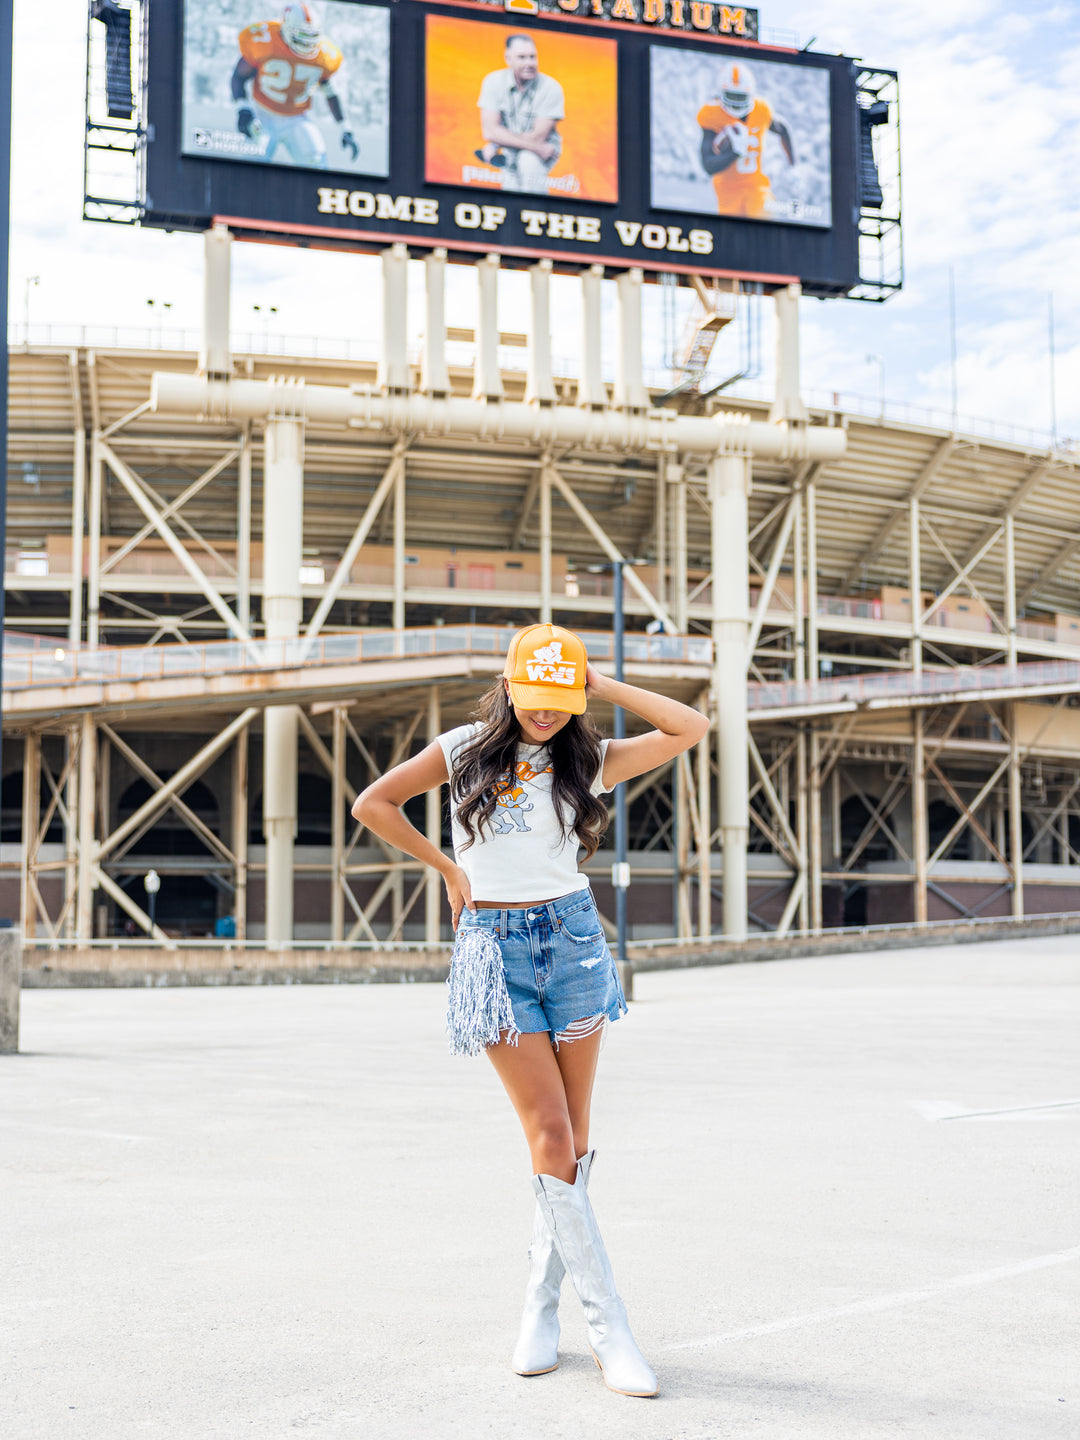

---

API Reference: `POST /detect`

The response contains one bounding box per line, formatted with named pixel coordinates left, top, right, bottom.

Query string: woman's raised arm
left=584, top=663, right=710, bottom=789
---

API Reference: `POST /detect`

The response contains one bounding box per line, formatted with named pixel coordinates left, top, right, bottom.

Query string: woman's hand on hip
left=445, top=865, right=475, bottom=930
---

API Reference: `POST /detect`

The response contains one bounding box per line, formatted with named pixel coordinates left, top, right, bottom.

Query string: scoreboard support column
left=379, top=243, right=410, bottom=393
left=526, top=259, right=556, bottom=406
left=579, top=265, right=605, bottom=408
left=421, top=249, right=450, bottom=396
left=615, top=268, right=647, bottom=411
left=473, top=253, right=503, bottom=401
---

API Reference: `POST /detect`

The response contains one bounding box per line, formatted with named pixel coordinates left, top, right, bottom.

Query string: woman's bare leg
left=486, top=1027, right=606, bottom=1180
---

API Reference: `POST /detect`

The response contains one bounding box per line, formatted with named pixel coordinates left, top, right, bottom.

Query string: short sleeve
left=436, top=723, right=479, bottom=779
left=478, top=71, right=502, bottom=110
left=589, top=738, right=612, bottom=797
left=537, top=75, right=565, bottom=120
left=320, top=42, right=343, bottom=78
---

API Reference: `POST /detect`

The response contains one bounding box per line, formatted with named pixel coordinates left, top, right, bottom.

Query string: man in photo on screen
left=475, top=34, right=564, bottom=194
left=697, top=60, right=795, bottom=218
left=231, top=2, right=359, bottom=169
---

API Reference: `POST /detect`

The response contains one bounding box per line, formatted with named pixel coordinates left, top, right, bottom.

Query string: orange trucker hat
left=503, top=624, right=588, bottom=715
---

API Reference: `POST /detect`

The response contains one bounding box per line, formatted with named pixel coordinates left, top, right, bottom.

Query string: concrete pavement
left=3, top=936, right=1077, bottom=1439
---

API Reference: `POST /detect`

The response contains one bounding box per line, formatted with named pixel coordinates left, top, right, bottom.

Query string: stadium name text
left=316, top=189, right=715, bottom=255
left=487, top=0, right=759, bottom=40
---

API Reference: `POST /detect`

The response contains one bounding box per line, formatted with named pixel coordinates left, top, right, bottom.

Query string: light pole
left=143, top=869, right=161, bottom=930
left=865, top=353, right=885, bottom=423
left=253, top=304, right=278, bottom=347
left=612, top=558, right=628, bottom=972
left=586, top=557, right=646, bottom=983
left=146, top=298, right=172, bottom=345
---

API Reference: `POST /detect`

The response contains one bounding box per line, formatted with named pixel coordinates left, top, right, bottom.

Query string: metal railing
left=2, top=624, right=713, bottom=691
left=748, top=657, right=1080, bottom=713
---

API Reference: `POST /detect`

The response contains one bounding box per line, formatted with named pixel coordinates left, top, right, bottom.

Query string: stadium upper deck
left=6, top=311, right=1080, bottom=953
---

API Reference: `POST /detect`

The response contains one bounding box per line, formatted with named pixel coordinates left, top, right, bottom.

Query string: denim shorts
left=454, top=889, right=627, bottom=1046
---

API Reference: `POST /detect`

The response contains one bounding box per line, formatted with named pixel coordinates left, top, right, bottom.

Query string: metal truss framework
left=7, top=236, right=1080, bottom=950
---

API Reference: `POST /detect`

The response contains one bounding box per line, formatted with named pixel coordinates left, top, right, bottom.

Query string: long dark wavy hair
left=451, top=680, right=609, bottom=859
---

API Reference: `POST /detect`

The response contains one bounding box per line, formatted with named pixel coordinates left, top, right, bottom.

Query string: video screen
left=650, top=46, right=831, bottom=227
left=181, top=0, right=390, bottom=177
left=425, top=14, right=618, bottom=204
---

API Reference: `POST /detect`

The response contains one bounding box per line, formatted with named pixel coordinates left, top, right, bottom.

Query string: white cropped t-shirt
left=436, top=723, right=612, bottom=904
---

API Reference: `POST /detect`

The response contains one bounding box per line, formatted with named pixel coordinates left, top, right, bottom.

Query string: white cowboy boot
left=512, top=1151, right=594, bottom=1376
left=532, top=1164, right=658, bottom=1397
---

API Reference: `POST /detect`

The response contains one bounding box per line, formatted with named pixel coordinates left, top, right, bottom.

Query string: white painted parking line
left=663, top=1246, right=1080, bottom=1352
left=938, top=1098, right=1080, bottom=1121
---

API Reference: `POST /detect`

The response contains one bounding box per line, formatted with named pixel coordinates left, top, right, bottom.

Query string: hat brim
left=507, top=679, right=587, bottom=716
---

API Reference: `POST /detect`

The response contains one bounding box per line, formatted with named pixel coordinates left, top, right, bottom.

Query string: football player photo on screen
left=650, top=46, right=831, bottom=227
left=425, top=15, right=618, bottom=205
left=181, top=0, right=390, bottom=177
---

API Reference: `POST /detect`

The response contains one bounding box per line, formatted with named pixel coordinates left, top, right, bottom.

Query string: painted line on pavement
left=938, top=1098, right=1080, bottom=1120
left=663, top=1246, right=1080, bottom=1352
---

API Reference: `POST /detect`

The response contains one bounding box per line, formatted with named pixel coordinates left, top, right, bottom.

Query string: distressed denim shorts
left=452, top=888, right=627, bottom=1050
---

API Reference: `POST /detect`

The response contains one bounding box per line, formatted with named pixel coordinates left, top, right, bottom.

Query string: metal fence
left=2, top=625, right=713, bottom=691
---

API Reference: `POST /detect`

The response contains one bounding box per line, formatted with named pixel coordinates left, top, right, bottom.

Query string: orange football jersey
left=238, top=20, right=342, bottom=116
left=697, top=96, right=774, bottom=215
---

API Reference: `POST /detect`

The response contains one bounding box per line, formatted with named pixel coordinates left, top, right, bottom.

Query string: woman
left=352, top=623, right=709, bottom=1398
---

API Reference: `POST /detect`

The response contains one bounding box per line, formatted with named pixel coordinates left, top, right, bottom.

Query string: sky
left=11, top=0, right=1080, bottom=444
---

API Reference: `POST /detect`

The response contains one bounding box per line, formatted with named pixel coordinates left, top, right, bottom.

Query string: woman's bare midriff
left=473, top=897, right=568, bottom=909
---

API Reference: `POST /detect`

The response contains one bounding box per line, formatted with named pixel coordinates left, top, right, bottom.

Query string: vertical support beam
left=200, top=222, right=232, bottom=378
left=231, top=726, right=249, bottom=942
left=20, top=733, right=40, bottom=940
left=697, top=719, right=712, bottom=938
left=808, top=729, right=823, bottom=931
left=420, top=248, right=450, bottom=396
left=710, top=454, right=750, bottom=939
left=97, top=729, right=110, bottom=857
left=331, top=706, right=345, bottom=944
left=831, top=765, right=842, bottom=865
left=237, top=424, right=252, bottom=636
left=578, top=264, right=605, bottom=408
left=614, top=268, right=647, bottom=411
left=806, top=477, right=819, bottom=679
left=526, top=259, right=556, bottom=405
left=909, top=496, right=923, bottom=679
left=1004, top=513, right=1018, bottom=667
left=671, top=463, right=688, bottom=633
left=912, top=711, right=928, bottom=924
left=263, top=707, right=297, bottom=947
left=1008, top=703, right=1024, bottom=918
left=473, top=253, right=503, bottom=401
left=769, top=282, right=809, bottom=425
left=69, top=430, right=85, bottom=645
left=539, top=463, right=553, bottom=623
left=393, top=455, right=406, bottom=633
left=76, top=713, right=96, bottom=940
left=262, top=414, right=304, bottom=948
left=655, top=454, right=668, bottom=612
left=675, top=754, right=691, bottom=938
left=87, top=436, right=103, bottom=648
left=796, top=729, right=809, bottom=932
left=793, top=488, right=806, bottom=683
left=390, top=721, right=404, bottom=933
left=63, top=723, right=78, bottom=938
left=425, top=686, right=442, bottom=942
left=378, top=242, right=410, bottom=393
